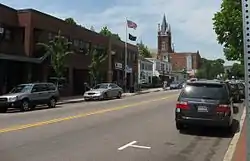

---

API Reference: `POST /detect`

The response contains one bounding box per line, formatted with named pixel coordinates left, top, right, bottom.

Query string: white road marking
left=130, top=145, right=151, bottom=149
left=223, top=105, right=246, bottom=161
left=118, top=141, right=137, bottom=151
left=118, top=141, right=151, bottom=151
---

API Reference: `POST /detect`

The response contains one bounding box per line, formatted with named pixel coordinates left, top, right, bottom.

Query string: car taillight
left=176, top=101, right=189, bottom=110
left=216, top=104, right=231, bottom=113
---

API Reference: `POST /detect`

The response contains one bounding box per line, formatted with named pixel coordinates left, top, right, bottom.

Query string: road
left=0, top=90, right=244, bottom=161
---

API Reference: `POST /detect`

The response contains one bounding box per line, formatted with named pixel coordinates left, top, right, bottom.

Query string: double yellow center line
left=0, top=94, right=177, bottom=134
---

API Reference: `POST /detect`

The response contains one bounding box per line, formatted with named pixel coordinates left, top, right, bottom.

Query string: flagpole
left=124, top=18, right=128, bottom=92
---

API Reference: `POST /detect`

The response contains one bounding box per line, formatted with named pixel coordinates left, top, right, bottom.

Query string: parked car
left=0, top=83, right=59, bottom=113
left=175, top=80, right=237, bottom=133
left=83, top=83, right=123, bottom=101
left=229, top=83, right=241, bottom=103
left=170, top=81, right=183, bottom=90
left=237, top=83, right=245, bottom=99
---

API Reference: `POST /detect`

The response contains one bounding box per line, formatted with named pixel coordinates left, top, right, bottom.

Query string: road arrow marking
left=130, top=144, right=151, bottom=149
left=118, top=141, right=151, bottom=151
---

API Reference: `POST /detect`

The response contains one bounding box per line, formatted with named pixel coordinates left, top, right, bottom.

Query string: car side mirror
left=233, top=106, right=239, bottom=114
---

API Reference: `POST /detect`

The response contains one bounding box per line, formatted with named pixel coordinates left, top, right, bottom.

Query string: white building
left=145, top=58, right=172, bottom=78
left=138, top=57, right=153, bottom=84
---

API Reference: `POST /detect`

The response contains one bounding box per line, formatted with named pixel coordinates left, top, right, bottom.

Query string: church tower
left=157, top=14, right=173, bottom=61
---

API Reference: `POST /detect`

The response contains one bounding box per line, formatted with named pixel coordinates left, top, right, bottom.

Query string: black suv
left=175, top=80, right=237, bottom=133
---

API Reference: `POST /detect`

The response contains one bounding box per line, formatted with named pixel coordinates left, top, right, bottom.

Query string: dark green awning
left=0, top=53, right=48, bottom=64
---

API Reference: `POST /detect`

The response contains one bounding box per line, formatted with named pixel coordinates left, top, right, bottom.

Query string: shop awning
left=0, top=53, right=48, bottom=64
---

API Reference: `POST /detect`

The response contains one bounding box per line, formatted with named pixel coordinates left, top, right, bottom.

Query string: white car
left=83, top=83, right=123, bottom=101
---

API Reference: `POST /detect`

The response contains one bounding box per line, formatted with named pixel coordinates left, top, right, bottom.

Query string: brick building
left=157, top=14, right=201, bottom=78
left=0, top=4, right=138, bottom=96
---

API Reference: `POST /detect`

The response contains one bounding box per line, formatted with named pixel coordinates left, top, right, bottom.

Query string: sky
left=1, top=0, right=235, bottom=65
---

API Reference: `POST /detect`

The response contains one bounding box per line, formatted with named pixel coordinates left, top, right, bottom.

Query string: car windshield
left=93, top=84, right=109, bottom=89
left=9, top=84, right=33, bottom=93
left=180, top=83, right=228, bottom=100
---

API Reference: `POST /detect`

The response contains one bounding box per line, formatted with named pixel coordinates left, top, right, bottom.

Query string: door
left=30, top=84, right=46, bottom=103
left=110, top=83, right=119, bottom=97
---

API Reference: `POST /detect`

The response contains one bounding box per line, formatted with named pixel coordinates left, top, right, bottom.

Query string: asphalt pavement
left=0, top=90, right=244, bottom=161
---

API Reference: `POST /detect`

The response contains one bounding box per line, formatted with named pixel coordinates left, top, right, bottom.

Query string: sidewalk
left=58, top=88, right=164, bottom=105
left=223, top=105, right=246, bottom=161
left=232, top=120, right=246, bottom=161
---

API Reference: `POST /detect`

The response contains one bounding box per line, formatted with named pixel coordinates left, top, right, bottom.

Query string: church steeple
left=157, top=13, right=173, bottom=59
left=161, top=14, right=168, bottom=34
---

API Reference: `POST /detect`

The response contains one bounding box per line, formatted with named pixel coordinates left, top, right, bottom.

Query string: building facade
left=138, top=56, right=153, bottom=84
left=146, top=58, right=172, bottom=81
left=0, top=4, right=138, bottom=96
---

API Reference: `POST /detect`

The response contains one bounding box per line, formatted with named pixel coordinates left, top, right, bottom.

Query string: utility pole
left=241, top=0, right=250, bottom=159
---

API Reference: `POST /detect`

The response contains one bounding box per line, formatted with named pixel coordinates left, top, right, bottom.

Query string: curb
left=57, top=99, right=85, bottom=105
left=58, top=89, right=163, bottom=105
left=223, top=105, right=246, bottom=161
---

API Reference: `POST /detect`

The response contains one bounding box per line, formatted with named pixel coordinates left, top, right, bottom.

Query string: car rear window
left=180, top=83, right=228, bottom=100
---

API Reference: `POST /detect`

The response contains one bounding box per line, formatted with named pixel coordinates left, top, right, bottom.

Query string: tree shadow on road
left=179, top=119, right=240, bottom=138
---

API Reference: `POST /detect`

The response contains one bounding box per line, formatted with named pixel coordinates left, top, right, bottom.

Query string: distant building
left=157, top=14, right=201, bottom=80
left=138, top=56, right=153, bottom=84
left=145, top=58, right=172, bottom=82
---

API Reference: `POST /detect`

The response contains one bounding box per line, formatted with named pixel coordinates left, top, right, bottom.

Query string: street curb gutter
left=223, top=105, right=246, bottom=161
left=57, top=89, right=162, bottom=105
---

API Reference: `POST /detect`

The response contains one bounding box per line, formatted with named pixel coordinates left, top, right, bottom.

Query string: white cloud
left=58, top=0, right=225, bottom=60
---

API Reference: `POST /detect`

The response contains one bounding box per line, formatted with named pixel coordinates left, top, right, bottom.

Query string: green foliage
left=195, top=58, right=225, bottom=79
left=99, top=26, right=121, bottom=40
left=65, top=18, right=77, bottom=25
left=87, top=49, right=108, bottom=86
left=212, top=0, right=243, bottom=63
left=137, top=41, right=152, bottom=58
left=230, top=63, right=244, bottom=78
left=38, top=30, right=72, bottom=79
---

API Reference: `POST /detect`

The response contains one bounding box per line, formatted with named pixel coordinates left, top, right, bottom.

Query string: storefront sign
left=126, top=65, right=132, bottom=73
left=115, top=62, right=123, bottom=70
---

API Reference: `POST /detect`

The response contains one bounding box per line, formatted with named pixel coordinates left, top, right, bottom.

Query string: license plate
left=197, top=106, right=208, bottom=112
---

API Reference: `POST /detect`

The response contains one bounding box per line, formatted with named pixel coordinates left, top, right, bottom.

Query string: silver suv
left=0, top=83, right=60, bottom=113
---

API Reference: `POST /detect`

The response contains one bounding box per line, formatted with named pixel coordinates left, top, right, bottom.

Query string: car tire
left=20, top=99, right=31, bottom=112
left=227, top=124, right=234, bottom=135
left=0, top=107, right=7, bottom=113
left=48, top=97, right=57, bottom=108
left=116, top=92, right=122, bottom=99
left=103, top=93, right=108, bottom=100
left=176, top=122, right=184, bottom=130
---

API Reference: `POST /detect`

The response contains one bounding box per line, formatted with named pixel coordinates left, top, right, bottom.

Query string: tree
left=212, top=0, right=243, bottom=62
left=87, top=48, right=108, bottom=86
left=195, top=58, right=225, bottom=79
left=65, top=18, right=77, bottom=25
left=137, top=41, right=152, bottom=58
left=230, top=63, right=244, bottom=78
left=99, top=26, right=121, bottom=40
left=90, top=26, right=95, bottom=32
left=38, top=31, right=72, bottom=86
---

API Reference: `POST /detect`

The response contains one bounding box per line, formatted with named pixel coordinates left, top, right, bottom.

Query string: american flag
left=127, top=20, right=137, bottom=29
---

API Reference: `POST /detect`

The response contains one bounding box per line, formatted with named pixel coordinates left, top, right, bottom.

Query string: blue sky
left=1, top=0, right=235, bottom=65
